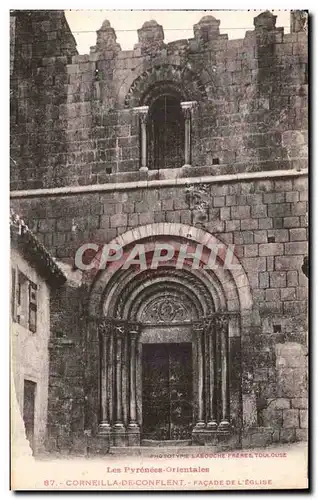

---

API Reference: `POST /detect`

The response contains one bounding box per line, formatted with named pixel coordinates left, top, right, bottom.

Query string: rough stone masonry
left=10, top=10, right=308, bottom=454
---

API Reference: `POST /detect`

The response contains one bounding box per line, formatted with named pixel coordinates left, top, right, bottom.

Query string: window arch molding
left=124, top=64, right=207, bottom=108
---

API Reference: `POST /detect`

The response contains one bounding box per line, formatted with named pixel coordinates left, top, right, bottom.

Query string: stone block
left=268, top=203, right=291, bottom=218
left=259, top=243, right=284, bottom=256
left=300, top=409, right=308, bottom=429
left=299, top=191, right=308, bottom=201
left=275, top=255, right=303, bottom=270
left=259, top=272, right=269, bottom=288
left=293, top=177, right=308, bottom=192
left=166, top=211, right=181, bottom=223
left=242, top=394, right=258, bottom=427
left=277, top=367, right=307, bottom=398
left=213, top=196, right=225, bottom=207
left=295, top=429, right=308, bottom=441
left=162, top=199, right=173, bottom=211
left=263, top=193, right=285, bottom=204
left=287, top=271, right=299, bottom=286
left=139, top=212, right=155, bottom=225
left=241, top=219, right=258, bottom=230
left=180, top=210, right=192, bottom=224
left=241, top=428, right=273, bottom=448
left=267, top=229, right=289, bottom=242
left=231, top=205, right=251, bottom=219
left=251, top=205, right=267, bottom=218
left=110, top=213, right=127, bottom=228
left=220, top=207, right=231, bottom=220
left=261, top=408, right=283, bottom=428
left=268, top=398, right=290, bottom=410
left=87, top=435, right=110, bottom=455
left=242, top=257, right=266, bottom=272
left=291, top=202, right=307, bottom=216
left=280, top=428, right=296, bottom=443
left=258, top=218, right=273, bottom=229
left=274, top=179, right=293, bottom=191
left=286, top=191, right=300, bottom=203
left=244, top=245, right=258, bottom=257
left=226, top=195, right=237, bottom=206
left=265, top=289, right=280, bottom=302
left=283, top=217, right=300, bottom=228
left=226, top=220, right=240, bottom=231
left=283, top=409, right=299, bottom=428
left=291, top=398, right=308, bottom=409
left=254, top=230, right=268, bottom=243
left=284, top=241, right=308, bottom=255
left=38, top=218, right=57, bottom=232
left=289, top=228, right=307, bottom=241
left=270, top=271, right=286, bottom=288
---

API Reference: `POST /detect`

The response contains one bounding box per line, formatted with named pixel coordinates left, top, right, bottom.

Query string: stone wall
left=10, top=10, right=308, bottom=453
left=10, top=11, right=307, bottom=190
left=11, top=172, right=308, bottom=452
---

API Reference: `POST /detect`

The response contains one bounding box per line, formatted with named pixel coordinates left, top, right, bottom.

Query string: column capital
left=133, top=105, right=149, bottom=122
left=114, top=324, right=126, bottom=338
left=193, top=321, right=204, bottom=334
left=181, top=100, right=197, bottom=118
left=129, top=328, right=140, bottom=339
left=214, top=314, right=229, bottom=331
left=99, top=319, right=111, bottom=336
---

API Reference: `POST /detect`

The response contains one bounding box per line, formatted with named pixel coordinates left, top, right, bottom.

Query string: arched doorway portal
left=88, top=223, right=252, bottom=447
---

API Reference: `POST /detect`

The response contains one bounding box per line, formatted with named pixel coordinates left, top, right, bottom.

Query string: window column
left=181, top=101, right=197, bottom=167
left=133, top=106, right=149, bottom=171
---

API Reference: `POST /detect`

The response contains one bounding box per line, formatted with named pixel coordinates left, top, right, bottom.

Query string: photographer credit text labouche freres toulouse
left=10, top=10, right=308, bottom=456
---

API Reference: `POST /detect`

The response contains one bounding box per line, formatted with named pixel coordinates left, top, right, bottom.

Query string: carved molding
left=140, top=296, right=191, bottom=324
left=124, top=64, right=208, bottom=108
left=185, top=183, right=211, bottom=228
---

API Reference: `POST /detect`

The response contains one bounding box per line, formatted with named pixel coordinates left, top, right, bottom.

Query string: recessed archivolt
left=110, top=268, right=214, bottom=320
left=100, top=257, right=228, bottom=318
left=88, top=223, right=253, bottom=319
left=130, top=282, right=202, bottom=323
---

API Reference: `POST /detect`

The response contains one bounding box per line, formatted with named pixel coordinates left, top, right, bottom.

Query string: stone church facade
left=10, top=10, right=308, bottom=454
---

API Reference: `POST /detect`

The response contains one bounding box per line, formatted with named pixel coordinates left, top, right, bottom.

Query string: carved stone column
left=194, top=324, right=205, bottom=429
left=181, top=101, right=197, bottom=167
left=113, top=324, right=125, bottom=446
left=216, top=315, right=230, bottom=431
left=128, top=327, right=140, bottom=446
left=98, top=321, right=111, bottom=435
left=133, top=106, right=149, bottom=171
left=206, top=320, right=218, bottom=430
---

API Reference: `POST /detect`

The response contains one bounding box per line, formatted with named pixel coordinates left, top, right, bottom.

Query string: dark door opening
left=23, top=380, right=36, bottom=452
left=147, top=95, right=185, bottom=170
left=142, top=343, right=193, bottom=440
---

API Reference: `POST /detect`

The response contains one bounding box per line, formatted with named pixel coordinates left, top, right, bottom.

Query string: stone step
left=109, top=446, right=222, bottom=456
left=141, top=439, right=191, bottom=447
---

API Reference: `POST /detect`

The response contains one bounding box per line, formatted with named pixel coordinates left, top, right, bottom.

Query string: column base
left=218, top=420, right=231, bottom=431
left=127, top=424, right=140, bottom=446
left=181, top=164, right=192, bottom=169
left=98, top=422, right=111, bottom=436
left=206, top=421, right=218, bottom=430
left=139, top=166, right=148, bottom=172
left=194, top=421, right=206, bottom=429
left=113, top=424, right=126, bottom=447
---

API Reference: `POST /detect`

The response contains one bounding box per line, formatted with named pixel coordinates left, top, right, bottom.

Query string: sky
left=65, top=10, right=291, bottom=54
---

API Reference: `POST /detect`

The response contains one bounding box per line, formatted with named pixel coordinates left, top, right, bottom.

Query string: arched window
left=146, top=93, right=185, bottom=170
